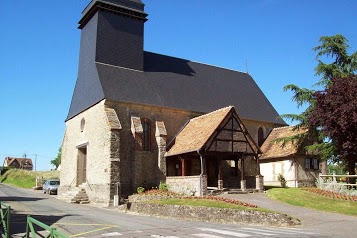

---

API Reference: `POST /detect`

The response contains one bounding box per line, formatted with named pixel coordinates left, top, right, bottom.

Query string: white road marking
left=238, top=228, right=277, bottom=236
left=196, top=228, right=251, bottom=237
left=150, top=235, right=179, bottom=238
left=101, top=232, right=123, bottom=236
left=192, top=233, right=224, bottom=238
left=261, top=227, right=317, bottom=235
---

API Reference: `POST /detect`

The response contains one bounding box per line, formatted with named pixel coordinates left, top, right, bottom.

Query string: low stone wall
left=128, top=194, right=181, bottom=203
left=166, top=175, right=207, bottom=196
left=123, top=202, right=300, bottom=227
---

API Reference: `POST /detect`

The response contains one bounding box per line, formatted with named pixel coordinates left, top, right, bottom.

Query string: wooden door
left=76, top=147, right=87, bottom=186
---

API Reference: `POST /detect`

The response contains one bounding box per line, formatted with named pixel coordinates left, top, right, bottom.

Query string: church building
left=59, top=0, right=286, bottom=206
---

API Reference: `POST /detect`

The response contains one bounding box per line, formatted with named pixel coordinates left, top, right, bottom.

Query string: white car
left=43, top=179, right=60, bottom=195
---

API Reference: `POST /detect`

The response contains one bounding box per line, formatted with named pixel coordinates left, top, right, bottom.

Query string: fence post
left=6, top=205, right=10, bottom=238
left=26, top=215, right=29, bottom=238
left=332, top=172, right=337, bottom=190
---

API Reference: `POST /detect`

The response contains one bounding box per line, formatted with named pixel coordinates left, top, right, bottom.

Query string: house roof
left=165, top=106, right=260, bottom=157
left=67, top=51, right=286, bottom=126
left=260, top=126, right=307, bottom=160
left=4, top=157, right=33, bottom=167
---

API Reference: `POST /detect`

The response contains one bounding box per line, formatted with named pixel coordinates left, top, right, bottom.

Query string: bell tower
left=78, top=0, right=148, bottom=71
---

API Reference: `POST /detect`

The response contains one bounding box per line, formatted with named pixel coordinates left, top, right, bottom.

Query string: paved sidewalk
left=220, top=192, right=357, bottom=238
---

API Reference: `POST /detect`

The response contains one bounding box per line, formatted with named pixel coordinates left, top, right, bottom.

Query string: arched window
left=142, top=119, right=151, bottom=151
left=258, top=127, right=264, bottom=147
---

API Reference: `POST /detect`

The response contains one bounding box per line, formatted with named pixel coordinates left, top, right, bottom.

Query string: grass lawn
left=268, top=188, right=357, bottom=216
left=149, top=198, right=272, bottom=212
left=0, top=169, right=59, bottom=188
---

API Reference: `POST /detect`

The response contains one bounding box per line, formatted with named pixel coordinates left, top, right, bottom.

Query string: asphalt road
left=0, top=183, right=338, bottom=238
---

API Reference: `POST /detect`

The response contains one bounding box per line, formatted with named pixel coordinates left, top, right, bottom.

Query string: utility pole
left=31, top=154, right=37, bottom=171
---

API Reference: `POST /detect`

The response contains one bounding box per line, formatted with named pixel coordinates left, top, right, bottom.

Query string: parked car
left=43, top=179, right=60, bottom=195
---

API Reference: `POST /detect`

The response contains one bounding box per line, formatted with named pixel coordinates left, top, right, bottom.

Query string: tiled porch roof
left=165, top=106, right=260, bottom=157
left=260, top=126, right=307, bottom=160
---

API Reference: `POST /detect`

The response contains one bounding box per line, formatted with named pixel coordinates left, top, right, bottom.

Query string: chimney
left=78, top=0, right=148, bottom=71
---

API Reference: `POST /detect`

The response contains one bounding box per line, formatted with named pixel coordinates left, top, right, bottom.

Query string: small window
left=313, top=158, right=319, bottom=170
left=305, top=158, right=311, bottom=169
left=80, top=118, right=85, bottom=132
left=142, top=119, right=151, bottom=151
left=305, top=158, right=319, bottom=170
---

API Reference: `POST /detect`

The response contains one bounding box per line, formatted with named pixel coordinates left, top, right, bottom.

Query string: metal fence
left=26, top=216, right=68, bottom=238
left=0, top=202, right=10, bottom=238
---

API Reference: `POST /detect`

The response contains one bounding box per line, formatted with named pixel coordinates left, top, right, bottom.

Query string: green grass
left=0, top=169, right=59, bottom=188
left=268, top=188, right=357, bottom=216
left=149, top=198, right=271, bottom=212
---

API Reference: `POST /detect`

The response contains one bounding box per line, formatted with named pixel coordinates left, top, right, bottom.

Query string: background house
left=3, top=157, right=33, bottom=171
left=260, top=126, right=327, bottom=187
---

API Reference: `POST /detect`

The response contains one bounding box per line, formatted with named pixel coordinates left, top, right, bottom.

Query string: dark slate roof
left=66, top=51, right=286, bottom=125
left=83, top=0, right=145, bottom=15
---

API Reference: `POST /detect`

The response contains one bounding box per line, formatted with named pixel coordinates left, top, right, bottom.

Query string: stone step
left=59, top=187, right=90, bottom=204
left=74, top=196, right=89, bottom=200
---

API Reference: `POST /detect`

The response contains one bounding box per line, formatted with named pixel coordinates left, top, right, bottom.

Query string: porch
left=165, top=106, right=264, bottom=196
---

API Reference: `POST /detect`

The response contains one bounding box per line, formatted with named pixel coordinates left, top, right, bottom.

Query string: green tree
left=280, top=34, right=357, bottom=166
left=51, top=148, right=61, bottom=169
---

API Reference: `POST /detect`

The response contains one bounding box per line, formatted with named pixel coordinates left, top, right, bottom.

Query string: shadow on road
left=0, top=196, right=45, bottom=202
left=10, top=213, right=72, bottom=237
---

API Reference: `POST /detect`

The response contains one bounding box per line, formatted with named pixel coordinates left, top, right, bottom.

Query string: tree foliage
left=309, top=76, right=357, bottom=176
left=280, top=34, right=357, bottom=173
left=51, top=148, right=61, bottom=169
left=314, top=35, right=357, bottom=86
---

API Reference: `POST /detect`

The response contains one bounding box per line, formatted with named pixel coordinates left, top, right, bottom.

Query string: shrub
left=159, top=182, right=168, bottom=191
left=278, top=174, right=287, bottom=188
left=137, top=187, right=145, bottom=194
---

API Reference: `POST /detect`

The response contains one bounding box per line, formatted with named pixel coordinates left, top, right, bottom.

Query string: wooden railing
left=319, top=173, right=357, bottom=188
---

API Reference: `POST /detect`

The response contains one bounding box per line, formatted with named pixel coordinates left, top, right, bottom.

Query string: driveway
left=220, top=192, right=357, bottom=238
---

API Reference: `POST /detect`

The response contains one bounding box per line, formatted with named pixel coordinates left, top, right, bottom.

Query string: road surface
left=0, top=183, right=337, bottom=237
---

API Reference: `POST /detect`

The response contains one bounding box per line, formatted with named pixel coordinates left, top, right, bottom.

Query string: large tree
left=308, top=76, right=357, bottom=178
left=280, top=34, right=357, bottom=169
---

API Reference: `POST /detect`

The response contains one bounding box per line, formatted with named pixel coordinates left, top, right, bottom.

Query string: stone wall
left=166, top=175, right=207, bottom=196
left=61, top=99, right=283, bottom=205
left=106, top=100, right=202, bottom=195
left=123, top=202, right=300, bottom=227
left=59, top=100, right=112, bottom=205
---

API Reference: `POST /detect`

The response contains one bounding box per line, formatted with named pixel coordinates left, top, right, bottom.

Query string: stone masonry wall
left=105, top=100, right=202, bottom=196
left=166, top=175, right=207, bottom=196
left=59, top=100, right=113, bottom=205
left=124, top=203, right=300, bottom=227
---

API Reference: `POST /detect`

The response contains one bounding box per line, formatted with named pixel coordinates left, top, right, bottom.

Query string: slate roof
left=260, top=126, right=307, bottom=160
left=165, top=106, right=260, bottom=157
left=67, top=51, right=286, bottom=126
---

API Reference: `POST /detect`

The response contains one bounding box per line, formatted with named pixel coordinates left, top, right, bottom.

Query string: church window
left=142, top=119, right=151, bottom=151
left=258, top=127, right=264, bottom=147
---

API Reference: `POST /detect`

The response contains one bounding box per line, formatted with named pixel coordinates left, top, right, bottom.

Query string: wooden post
left=240, top=157, right=246, bottom=191
left=181, top=158, right=186, bottom=176
left=218, top=158, right=223, bottom=189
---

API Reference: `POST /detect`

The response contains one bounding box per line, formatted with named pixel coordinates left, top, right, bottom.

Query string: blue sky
left=0, top=0, right=356, bottom=171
